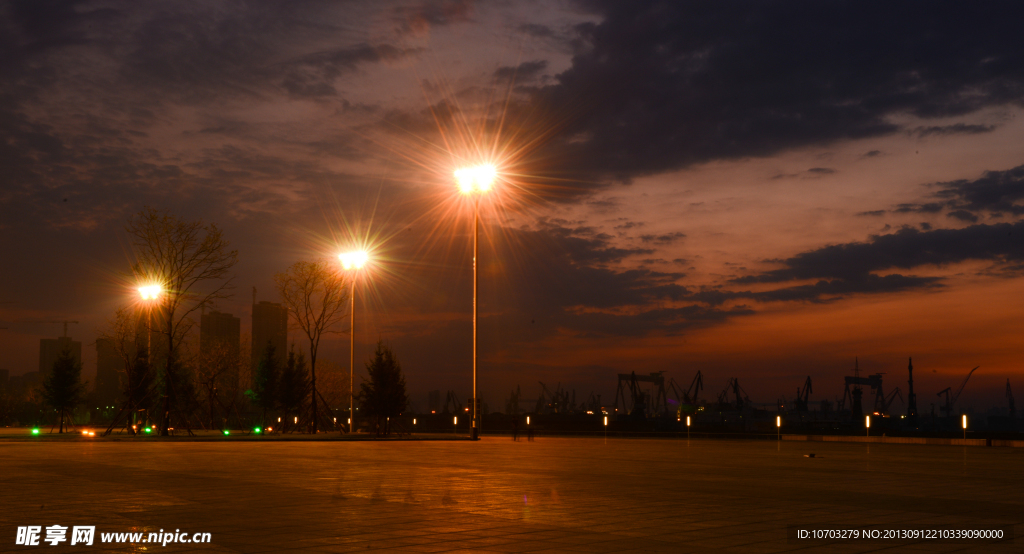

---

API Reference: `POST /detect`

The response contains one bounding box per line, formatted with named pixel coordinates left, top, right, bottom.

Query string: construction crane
left=49, top=320, right=79, bottom=337
left=794, top=376, right=812, bottom=412
left=1007, top=379, right=1016, bottom=419
left=936, top=366, right=979, bottom=417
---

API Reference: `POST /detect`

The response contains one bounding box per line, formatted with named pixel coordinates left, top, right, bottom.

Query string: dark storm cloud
left=493, top=60, right=548, bottom=82
left=518, top=23, right=556, bottom=39
left=639, top=232, right=685, bottom=244
left=911, top=123, right=996, bottom=137
left=489, top=222, right=755, bottom=337
left=934, top=164, right=1024, bottom=216
left=882, top=164, right=1024, bottom=219
left=733, top=221, right=1024, bottom=285
left=517, top=0, right=1024, bottom=186
left=391, top=0, right=474, bottom=36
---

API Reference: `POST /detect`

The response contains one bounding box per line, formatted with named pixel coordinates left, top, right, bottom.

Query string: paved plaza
left=1, top=435, right=1021, bottom=553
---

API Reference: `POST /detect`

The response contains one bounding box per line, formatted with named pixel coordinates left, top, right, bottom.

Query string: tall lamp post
left=137, top=284, right=162, bottom=429
left=455, top=165, right=496, bottom=440
left=339, top=250, right=369, bottom=434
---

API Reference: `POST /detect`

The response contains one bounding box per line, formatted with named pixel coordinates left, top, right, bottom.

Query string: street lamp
left=136, top=283, right=162, bottom=431
left=339, top=250, right=369, bottom=435
left=455, top=164, right=495, bottom=441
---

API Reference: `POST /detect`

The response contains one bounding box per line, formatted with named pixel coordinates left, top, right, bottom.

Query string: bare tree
left=127, top=208, right=238, bottom=436
left=102, top=306, right=157, bottom=435
left=274, top=259, right=348, bottom=433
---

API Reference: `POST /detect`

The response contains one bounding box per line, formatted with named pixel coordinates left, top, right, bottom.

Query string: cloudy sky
left=2, top=0, right=1023, bottom=412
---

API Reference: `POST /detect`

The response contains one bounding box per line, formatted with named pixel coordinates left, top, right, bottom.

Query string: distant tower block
left=95, top=338, right=121, bottom=407
left=252, top=300, right=288, bottom=368
left=39, top=335, right=82, bottom=383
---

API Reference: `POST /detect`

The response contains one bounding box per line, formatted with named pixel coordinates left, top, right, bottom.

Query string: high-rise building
left=39, top=336, right=82, bottom=382
left=201, top=311, right=241, bottom=357
left=252, top=301, right=287, bottom=368
left=95, top=338, right=121, bottom=407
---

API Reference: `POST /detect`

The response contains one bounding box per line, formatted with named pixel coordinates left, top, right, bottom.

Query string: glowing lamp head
left=454, top=165, right=496, bottom=194
left=138, top=284, right=162, bottom=300
left=339, top=251, right=369, bottom=271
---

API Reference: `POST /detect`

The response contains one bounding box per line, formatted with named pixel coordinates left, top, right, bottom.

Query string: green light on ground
left=223, top=430, right=230, bottom=436
left=31, top=428, right=40, bottom=435
left=253, top=427, right=261, bottom=434
left=144, top=428, right=151, bottom=433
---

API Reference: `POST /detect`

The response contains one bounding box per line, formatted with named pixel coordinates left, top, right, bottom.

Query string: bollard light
left=413, top=418, right=417, bottom=425
left=526, top=416, right=530, bottom=425
left=962, top=415, right=967, bottom=429
left=603, top=416, right=608, bottom=426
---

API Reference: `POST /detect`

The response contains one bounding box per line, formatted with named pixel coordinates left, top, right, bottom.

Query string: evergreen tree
left=277, top=345, right=310, bottom=430
left=359, top=340, right=408, bottom=436
left=246, top=342, right=279, bottom=428
left=41, top=348, right=86, bottom=433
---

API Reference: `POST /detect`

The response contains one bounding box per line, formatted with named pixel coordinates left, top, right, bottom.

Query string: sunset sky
left=2, top=0, right=1023, bottom=413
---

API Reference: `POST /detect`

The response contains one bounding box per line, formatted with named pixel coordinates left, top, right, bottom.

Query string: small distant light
left=431, top=410, right=435, bottom=414
left=144, top=428, right=152, bottom=434
left=223, top=430, right=230, bottom=436
left=88, top=432, right=95, bottom=437
left=31, top=428, right=40, bottom=435
left=278, top=417, right=282, bottom=423
left=333, top=417, right=337, bottom=423
left=294, top=417, right=298, bottom=424
left=267, top=427, right=272, bottom=432
left=413, top=419, right=417, bottom=425
left=347, top=418, right=351, bottom=424
left=82, top=430, right=89, bottom=435
left=253, top=427, right=261, bottom=434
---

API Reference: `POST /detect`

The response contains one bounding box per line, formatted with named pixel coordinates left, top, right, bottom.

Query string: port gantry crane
left=668, top=370, right=703, bottom=414
left=937, top=366, right=979, bottom=418
left=717, top=377, right=751, bottom=411
left=794, top=376, right=812, bottom=412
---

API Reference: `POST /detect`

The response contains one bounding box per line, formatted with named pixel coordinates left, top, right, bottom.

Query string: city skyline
left=2, top=1, right=1024, bottom=412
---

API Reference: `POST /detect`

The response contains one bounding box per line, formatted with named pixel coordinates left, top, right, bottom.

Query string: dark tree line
left=359, top=340, right=408, bottom=437
left=246, top=342, right=311, bottom=430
